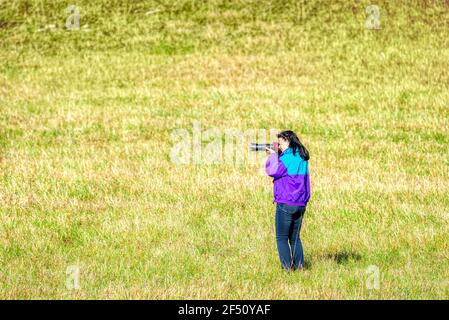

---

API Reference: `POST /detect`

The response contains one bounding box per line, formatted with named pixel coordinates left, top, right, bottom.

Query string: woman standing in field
left=265, top=131, right=310, bottom=271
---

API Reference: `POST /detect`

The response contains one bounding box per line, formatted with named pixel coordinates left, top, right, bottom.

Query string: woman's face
left=278, top=137, right=289, bottom=152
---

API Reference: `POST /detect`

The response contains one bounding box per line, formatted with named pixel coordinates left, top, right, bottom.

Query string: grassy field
left=0, top=0, right=448, bottom=299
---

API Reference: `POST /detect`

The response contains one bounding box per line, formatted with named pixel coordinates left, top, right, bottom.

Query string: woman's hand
left=266, top=147, right=276, bottom=154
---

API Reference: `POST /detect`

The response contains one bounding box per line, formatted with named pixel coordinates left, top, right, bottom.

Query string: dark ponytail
left=277, top=130, right=310, bottom=160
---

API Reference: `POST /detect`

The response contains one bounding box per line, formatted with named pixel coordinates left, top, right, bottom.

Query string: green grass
left=0, top=0, right=448, bottom=299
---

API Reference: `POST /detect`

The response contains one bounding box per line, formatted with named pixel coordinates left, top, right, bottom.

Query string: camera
left=249, top=142, right=279, bottom=153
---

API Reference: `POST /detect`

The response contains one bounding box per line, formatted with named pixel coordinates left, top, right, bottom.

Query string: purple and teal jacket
left=265, top=147, right=310, bottom=207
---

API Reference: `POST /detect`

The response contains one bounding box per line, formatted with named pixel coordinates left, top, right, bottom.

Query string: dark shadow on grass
left=299, top=251, right=361, bottom=271
left=321, top=251, right=362, bottom=264
left=304, top=260, right=312, bottom=270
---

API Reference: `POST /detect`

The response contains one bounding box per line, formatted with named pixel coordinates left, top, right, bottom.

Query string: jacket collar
left=280, top=147, right=292, bottom=156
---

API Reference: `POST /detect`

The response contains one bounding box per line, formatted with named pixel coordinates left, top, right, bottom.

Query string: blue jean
left=275, top=203, right=306, bottom=270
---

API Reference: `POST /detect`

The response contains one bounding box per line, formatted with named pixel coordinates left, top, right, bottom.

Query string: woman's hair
left=277, top=130, right=310, bottom=160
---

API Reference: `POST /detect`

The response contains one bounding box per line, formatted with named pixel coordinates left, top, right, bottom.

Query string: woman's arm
left=265, top=153, right=288, bottom=178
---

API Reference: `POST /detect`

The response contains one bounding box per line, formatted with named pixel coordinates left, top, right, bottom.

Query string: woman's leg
left=289, top=207, right=306, bottom=270
left=275, top=204, right=294, bottom=270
